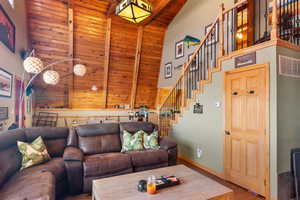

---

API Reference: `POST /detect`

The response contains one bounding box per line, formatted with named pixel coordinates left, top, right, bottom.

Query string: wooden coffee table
left=92, top=165, right=233, bottom=200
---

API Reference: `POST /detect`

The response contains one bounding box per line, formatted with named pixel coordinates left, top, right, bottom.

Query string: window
left=7, top=0, right=14, bottom=9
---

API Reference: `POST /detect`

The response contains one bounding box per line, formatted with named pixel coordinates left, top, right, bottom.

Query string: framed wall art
left=164, top=62, right=172, bottom=79
left=205, top=23, right=219, bottom=45
left=175, top=40, right=184, bottom=59
left=188, top=53, right=199, bottom=72
left=0, top=4, right=16, bottom=53
left=0, top=107, right=8, bottom=120
left=174, top=64, right=183, bottom=70
left=0, top=67, right=13, bottom=98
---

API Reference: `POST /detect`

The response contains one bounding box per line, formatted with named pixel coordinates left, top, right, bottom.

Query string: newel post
left=271, top=0, right=278, bottom=40
left=219, top=3, right=225, bottom=57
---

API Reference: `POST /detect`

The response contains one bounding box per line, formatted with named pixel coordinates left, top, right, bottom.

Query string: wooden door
left=224, top=64, right=269, bottom=197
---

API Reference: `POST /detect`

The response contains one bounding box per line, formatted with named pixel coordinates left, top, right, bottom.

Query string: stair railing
left=158, top=0, right=254, bottom=136
left=158, top=18, right=220, bottom=136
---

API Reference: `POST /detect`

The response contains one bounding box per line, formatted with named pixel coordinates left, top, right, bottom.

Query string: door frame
left=223, top=63, right=270, bottom=199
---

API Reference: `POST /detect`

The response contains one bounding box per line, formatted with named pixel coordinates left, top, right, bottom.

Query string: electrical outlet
left=196, top=147, right=203, bottom=158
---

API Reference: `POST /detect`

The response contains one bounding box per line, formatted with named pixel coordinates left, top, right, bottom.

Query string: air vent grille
left=279, top=55, right=300, bottom=78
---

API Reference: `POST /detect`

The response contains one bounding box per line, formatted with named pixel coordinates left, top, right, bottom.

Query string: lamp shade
left=23, top=57, right=43, bottom=74
left=43, top=70, right=60, bottom=85
left=116, top=0, right=152, bottom=23
left=73, top=64, right=86, bottom=76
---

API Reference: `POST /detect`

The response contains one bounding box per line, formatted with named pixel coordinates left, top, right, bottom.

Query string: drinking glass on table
left=147, top=175, right=156, bottom=194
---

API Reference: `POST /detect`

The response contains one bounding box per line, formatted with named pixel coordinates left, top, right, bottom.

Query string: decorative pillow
left=143, top=130, right=160, bottom=150
left=121, top=130, right=144, bottom=152
left=17, top=136, right=51, bottom=170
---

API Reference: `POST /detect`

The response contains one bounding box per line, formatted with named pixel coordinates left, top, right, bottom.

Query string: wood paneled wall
left=26, top=0, right=185, bottom=109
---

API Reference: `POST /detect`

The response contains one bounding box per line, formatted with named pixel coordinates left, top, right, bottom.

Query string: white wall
left=0, top=0, right=29, bottom=130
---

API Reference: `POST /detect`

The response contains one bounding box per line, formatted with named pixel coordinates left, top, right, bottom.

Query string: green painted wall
left=158, top=0, right=280, bottom=198
left=277, top=46, right=300, bottom=174
left=0, top=0, right=29, bottom=130
left=167, top=46, right=278, bottom=199
left=158, top=0, right=234, bottom=88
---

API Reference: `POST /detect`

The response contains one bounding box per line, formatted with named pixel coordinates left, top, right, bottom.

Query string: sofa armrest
left=63, top=147, right=83, bottom=162
left=159, top=138, right=177, bottom=150
left=159, top=138, right=177, bottom=166
left=63, top=147, right=83, bottom=194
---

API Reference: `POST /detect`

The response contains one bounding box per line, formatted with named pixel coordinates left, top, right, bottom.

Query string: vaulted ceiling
left=26, top=0, right=186, bottom=109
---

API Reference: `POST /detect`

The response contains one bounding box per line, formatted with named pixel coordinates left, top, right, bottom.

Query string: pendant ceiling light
left=116, top=0, right=152, bottom=23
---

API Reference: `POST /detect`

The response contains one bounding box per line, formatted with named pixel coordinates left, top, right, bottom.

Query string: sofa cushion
left=24, top=127, right=69, bottom=157
left=83, top=153, right=132, bottom=177
left=119, top=122, right=157, bottom=144
left=121, top=130, right=144, bottom=152
left=0, top=171, right=55, bottom=200
left=143, top=130, right=160, bottom=150
left=13, top=157, right=66, bottom=183
left=0, top=129, right=26, bottom=188
left=126, top=149, right=168, bottom=168
left=17, top=136, right=51, bottom=170
left=120, top=122, right=157, bottom=134
left=76, top=123, right=121, bottom=155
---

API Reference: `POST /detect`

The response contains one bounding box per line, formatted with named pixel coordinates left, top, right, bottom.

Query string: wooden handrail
left=270, top=0, right=278, bottom=40
left=222, top=0, right=248, bottom=15
left=159, top=17, right=219, bottom=110
left=159, top=0, right=255, bottom=111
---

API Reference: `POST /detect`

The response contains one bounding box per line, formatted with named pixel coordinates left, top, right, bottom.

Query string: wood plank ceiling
left=26, top=0, right=186, bottom=109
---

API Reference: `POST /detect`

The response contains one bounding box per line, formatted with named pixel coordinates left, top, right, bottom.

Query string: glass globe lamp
left=43, top=70, right=60, bottom=85
left=73, top=64, right=86, bottom=76
left=23, top=57, right=43, bottom=74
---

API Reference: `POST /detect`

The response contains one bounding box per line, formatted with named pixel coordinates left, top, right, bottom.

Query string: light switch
left=215, top=102, right=221, bottom=108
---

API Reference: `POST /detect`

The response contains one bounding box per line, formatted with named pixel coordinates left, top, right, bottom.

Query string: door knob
left=225, top=131, right=231, bottom=135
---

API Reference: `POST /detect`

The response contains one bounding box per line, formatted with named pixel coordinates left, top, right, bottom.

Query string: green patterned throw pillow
left=143, top=130, right=160, bottom=150
left=17, top=136, right=51, bottom=170
left=121, top=130, right=144, bottom=152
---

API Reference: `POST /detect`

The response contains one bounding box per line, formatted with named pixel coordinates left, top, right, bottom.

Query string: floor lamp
left=19, top=52, right=87, bottom=128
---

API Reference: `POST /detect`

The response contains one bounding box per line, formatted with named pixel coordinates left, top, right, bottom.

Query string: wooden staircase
left=158, top=17, right=220, bottom=136
left=158, top=0, right=281, bottom=136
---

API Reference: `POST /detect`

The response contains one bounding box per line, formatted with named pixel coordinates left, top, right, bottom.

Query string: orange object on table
left=147, top=183, right=156, bottom=194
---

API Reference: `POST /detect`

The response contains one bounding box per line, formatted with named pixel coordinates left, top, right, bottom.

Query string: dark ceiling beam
left=140, top=0, right=173, bottom=25
left=106, top=0, right=121, bottom=16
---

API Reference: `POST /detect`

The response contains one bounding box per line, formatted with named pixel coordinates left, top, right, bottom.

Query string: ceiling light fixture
left=91, top=85, right=98, bottom=91
left=116, top=0, right=152, bottom=23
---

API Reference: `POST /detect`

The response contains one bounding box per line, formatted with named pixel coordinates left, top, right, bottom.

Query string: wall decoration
left=188, top=54, right=199, bottom=72
left=0, top=107, right=8, bottom=120
left=235, top=52, right=256, bottom=68
left=0, top=68, right=13, bottom=97
left=174, top=64, right=183, bottom=70
left=175, top=40, right=184, bottom=59
left=205, top=23, right=219, bottom=45
left=164, top=62, right=172, bottom=79
left=0, top=4, right=15, bottom=53
left=193, top=103, right=203, bottom=114
left=184, top=35, right=200, bottom=48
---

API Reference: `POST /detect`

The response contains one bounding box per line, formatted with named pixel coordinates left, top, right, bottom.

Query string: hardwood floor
left=63, top=159, right=265, bottom=200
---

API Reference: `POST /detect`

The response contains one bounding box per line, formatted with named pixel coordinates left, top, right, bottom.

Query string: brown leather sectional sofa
left=0, top=122, right=177, bottom=199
